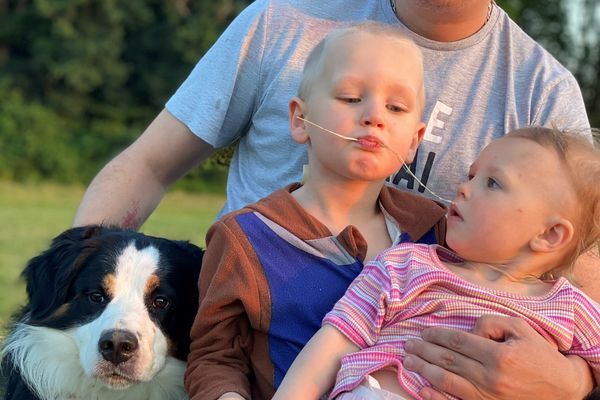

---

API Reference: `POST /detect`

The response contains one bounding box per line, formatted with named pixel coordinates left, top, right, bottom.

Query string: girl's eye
left=487, top=177, right=501, bottom=189
left=467, top=174, right=474, bottom=181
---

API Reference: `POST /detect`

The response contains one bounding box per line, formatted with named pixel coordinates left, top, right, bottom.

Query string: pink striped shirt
left=323, top=243, right=600, bottom=399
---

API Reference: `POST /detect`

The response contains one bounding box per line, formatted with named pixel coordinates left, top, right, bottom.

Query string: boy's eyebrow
left=332, top=76, right=419, bottom=99
left=384, top=80, right=421, bottom=105
left=331, top=75, right=363, bottom=88
left=388, top=82, right=419, bottom=99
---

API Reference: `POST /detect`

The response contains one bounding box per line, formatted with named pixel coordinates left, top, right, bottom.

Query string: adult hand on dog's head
left=402, top=315, right=594, bottom=400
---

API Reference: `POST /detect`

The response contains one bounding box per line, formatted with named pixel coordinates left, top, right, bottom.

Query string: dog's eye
left=152, top=295, right=170, bottom=310
left=88, top=291, right=107, bottom=304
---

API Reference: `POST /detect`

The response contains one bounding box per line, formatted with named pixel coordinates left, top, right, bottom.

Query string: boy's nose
left=360, top=103, right=385, bottom=128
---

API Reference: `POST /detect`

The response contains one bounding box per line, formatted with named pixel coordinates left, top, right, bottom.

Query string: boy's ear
left=289, top=97, right=309, bottom=144
left=529, top=217, right=575, bottom=254
left=405, top=122, right=426, bottom=164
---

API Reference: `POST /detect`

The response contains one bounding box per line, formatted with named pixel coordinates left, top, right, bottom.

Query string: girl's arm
left=273, top=325, right=359, bottom=399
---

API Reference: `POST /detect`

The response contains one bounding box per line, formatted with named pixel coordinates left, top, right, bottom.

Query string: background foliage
left=0, top=0, right=598, bottom=187
left=0, top=0, right=253, bottom=190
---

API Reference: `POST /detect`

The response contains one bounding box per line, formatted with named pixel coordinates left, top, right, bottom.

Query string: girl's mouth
left=448, top=203, right=463, bottom=220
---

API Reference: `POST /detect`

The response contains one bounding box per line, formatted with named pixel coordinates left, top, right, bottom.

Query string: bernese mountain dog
left=1, top=225, right=203, bottom=400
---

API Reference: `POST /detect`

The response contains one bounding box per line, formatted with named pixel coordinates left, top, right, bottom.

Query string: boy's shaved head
left=298, top=21, right=425, bottom=111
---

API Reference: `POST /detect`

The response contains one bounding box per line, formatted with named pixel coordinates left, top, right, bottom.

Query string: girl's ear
left=529, top=217, right=575, bottom=254
left=405, top=121, right=426, bottom=164
left=289, top=97, right=309, bottom=144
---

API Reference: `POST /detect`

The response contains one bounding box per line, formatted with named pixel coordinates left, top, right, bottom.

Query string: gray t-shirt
left=166, top=0, right=590, bottom=218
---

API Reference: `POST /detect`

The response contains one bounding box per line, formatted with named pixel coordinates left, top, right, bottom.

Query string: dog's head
left=21, top=225, right=202, bottom=389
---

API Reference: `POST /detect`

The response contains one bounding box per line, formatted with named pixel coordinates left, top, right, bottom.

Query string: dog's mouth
left=106, top=373, right=134, bottom=389
left=97, top=370, right=140, bottom=389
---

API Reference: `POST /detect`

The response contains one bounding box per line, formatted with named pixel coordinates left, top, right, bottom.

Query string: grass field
left=0, top=180, right=225, bottom=333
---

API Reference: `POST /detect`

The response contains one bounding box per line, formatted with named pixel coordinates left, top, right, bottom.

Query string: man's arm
left=217, top=393, right=246, bottom=400
left=403, top=315, right=594, bottom=400
left=72, top=108, right=214, bottom=229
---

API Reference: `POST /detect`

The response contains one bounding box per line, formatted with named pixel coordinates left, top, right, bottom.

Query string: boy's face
left=291, top=31, right=425, bottom=183
left=446, top=137, right=576, bottom=265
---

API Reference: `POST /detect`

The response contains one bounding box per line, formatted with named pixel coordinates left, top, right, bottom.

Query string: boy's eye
left=338, top=97, right=361, bottom=103
left=387, top=104, right=407, bottom=113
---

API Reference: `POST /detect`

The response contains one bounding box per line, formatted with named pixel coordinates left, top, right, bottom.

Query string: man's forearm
left=73, top=108, right=214, bottom=229
left=72, top=155, right=166, bottom=229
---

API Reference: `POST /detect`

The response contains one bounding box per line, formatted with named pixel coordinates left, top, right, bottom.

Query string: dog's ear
left=171, top=240, right=204, bottom=286
left=173, top=240, right=204, bottom=268
left=161, top=240, right=203, bottom=360
left=23, top=225, right=106, bottom=323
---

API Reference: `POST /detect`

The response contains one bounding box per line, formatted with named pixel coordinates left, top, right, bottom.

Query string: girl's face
left=290, top=31, right=425, bottom=184
left=446, top=137, right=576, bottom=266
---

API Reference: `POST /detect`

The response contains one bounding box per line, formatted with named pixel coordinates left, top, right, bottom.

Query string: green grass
left=0, top=180, right=225, bottom=332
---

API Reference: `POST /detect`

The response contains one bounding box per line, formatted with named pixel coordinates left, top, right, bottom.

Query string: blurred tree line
left=0, top=0, right=252, bottom=190
left=0, top=0, right=598, bottom=189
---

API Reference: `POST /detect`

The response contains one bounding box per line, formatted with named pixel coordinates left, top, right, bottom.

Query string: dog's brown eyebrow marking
left=144, top=274, right=160, bottom=295
left=52, top=303, right=70, bottom=317
left=103, top=274, right=117, bottom=298
left=71, top=242, right=101, bottom=277
left=30, top=303, right=71, bottom=325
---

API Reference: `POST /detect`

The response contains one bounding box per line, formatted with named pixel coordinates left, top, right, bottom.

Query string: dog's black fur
left=586, top=388, right=600, bottom=400
left=1, top=226, right=203, bottom=400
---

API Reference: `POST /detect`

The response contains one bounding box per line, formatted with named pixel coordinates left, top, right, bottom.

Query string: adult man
left=73, top=1, right=595, bottom=398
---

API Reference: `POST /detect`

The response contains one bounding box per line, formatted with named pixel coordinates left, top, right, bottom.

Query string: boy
left=274, top=127, right=600, bottom=399
left=185, top=22, right=447, bottom=400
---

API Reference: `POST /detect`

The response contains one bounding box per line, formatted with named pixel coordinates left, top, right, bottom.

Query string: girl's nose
left=456, top=180, right=470, bottom=199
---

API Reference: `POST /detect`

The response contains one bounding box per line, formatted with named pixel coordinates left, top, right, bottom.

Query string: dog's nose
left=98, top=329, right=139, bottom=365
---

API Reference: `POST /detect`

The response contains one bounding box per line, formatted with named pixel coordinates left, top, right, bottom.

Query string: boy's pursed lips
left=356, top=135, right=384, bottom=149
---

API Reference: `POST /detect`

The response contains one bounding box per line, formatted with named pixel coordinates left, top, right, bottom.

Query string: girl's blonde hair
left=507, top=127, right=600, bottom=278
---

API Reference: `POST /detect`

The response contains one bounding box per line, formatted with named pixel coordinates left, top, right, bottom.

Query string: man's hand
left=217, top=392, right=246, bottom=400
left=402, top=315, right=593, bottom=399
